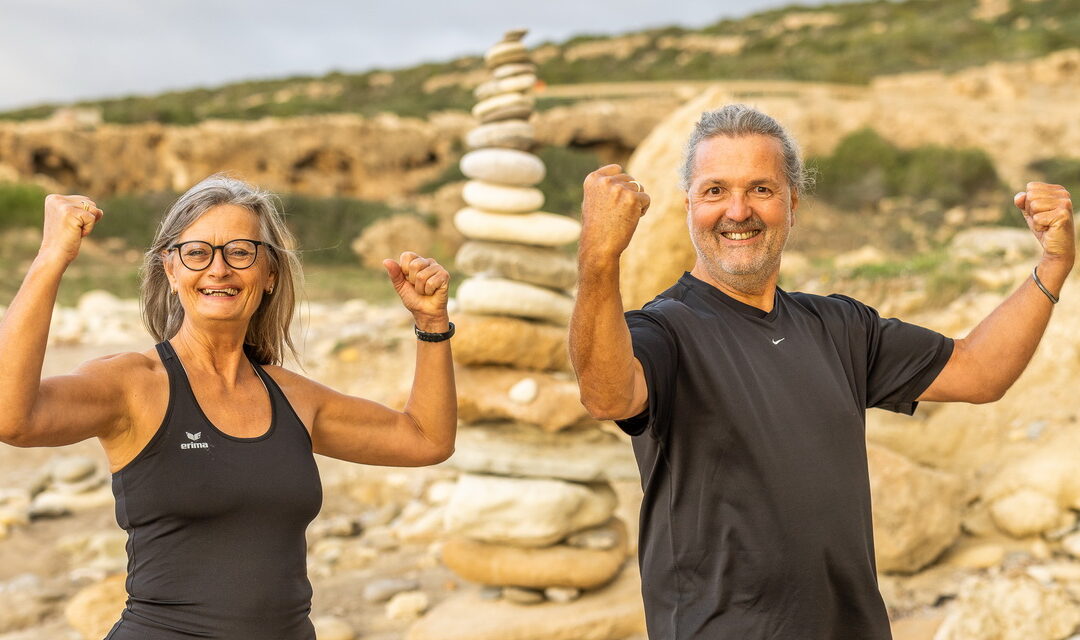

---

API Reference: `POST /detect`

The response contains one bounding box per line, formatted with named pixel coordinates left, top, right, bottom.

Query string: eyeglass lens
left=178, top=240, right=258, bottom=270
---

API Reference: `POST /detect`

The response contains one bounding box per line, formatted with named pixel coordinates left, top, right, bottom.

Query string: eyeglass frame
left=167, top=239, right=267, bottom=271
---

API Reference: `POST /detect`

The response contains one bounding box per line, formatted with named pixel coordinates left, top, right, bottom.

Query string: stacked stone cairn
left=417, top=30, right=640, bottom=631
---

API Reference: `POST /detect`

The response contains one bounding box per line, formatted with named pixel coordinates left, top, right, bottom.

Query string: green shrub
left=1029, top=158, right=1080, bottom=189
left=810, top=129, right=1003, bottom=209
left=0, top=182, right=47, bottom=229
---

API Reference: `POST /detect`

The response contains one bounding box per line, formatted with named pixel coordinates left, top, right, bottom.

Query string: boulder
left=457, top=277, right=574, bottom=325
left=465, top=120, right=535, bottom=151
left=444, top=473, right=617, bottom=547
left=446, top=422, right=638, bottom=482
left=64, top=574, right=127, bottom=640
left=350, top=214, right=437, bottom=270
left=454, top=208, right=580, bottom=247
left=455, top=241, right=576, bottom=291
left=868, top=444, right=963, bottom=573
left=455, top=367, right=593, bottom=432
left=472, top=93, right=535, bottom=124
left=933, top=571, right=1080, bottom=640
left=441, top=521, right=627, bottom=589
left=460, top=149, right=546, bottom=186
left=453, top=314, right=570, bottom=371
left=462, top=181, right=544, bottom=213
left=406, top=564, right=645, bottom=640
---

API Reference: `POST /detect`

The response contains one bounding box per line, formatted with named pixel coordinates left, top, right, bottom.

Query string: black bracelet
left=1032, top=266, right=1059, bottom=304
left=415, top=322, right=455, bottom=342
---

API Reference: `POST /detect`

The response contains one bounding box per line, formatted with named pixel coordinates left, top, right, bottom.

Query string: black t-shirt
left=617, top=273, right=953, bottom=640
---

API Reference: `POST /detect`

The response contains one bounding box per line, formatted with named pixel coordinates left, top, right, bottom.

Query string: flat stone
left=566, top=523, right=623, bottom=551
left=29, top=485, right=114, bottom=518
left=485, top=41, right=531, bottom=69
left=444, top=474, right=617, bottom=547
left=452, top=314, right=570, bottom=372
left=544, top=587, right=582, bottom=603
left=492, top=62, right=537, bottom=79
left=454, top=208, right=580, bottom=247
left=456, top=241, right=577, bottom=290
left=460, top=149, right=545, bottom=186
left=475, top=74, right=538, bottom=101
left=466, top=120, right=535, bottom=151
left=457, top=276, right=574, bottom=325
left=445, top=422, right=638, bottom=482
left=462, top=181, right=544, bottom=213
left=455, top=368, right=594, bottom=432
left=441, top=520, right=627, bottom=589
left=405, top=564, right=645, bottom=640
left=473, top=92, right=534, bottom=124
left=364, top=578, right=422, bottom=603
left=991, top=488, right=1062, bottom=538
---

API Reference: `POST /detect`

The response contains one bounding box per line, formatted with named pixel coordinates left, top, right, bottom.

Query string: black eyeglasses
left=168, top=239, right=265, bottom=271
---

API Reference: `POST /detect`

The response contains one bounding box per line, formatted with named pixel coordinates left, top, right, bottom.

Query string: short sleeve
left=834, top=295, right=954, bottom=415
left=614, top=309, right=679, bottom=437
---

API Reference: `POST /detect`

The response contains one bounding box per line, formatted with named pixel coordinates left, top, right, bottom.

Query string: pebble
left=460, top=148, right=546, bottom=187
left=309, top=515, right=362, bottom=541
left=363, top=577, right=421, bottom=603
left=566, top=525, right=621, bottom=551
left=508, top=378, right=539, bottom=404
left=462, top=180, right=544, bottom=213
left=502, top=586, right=544, bottom=605
left=472, top=92, right=535, bottom=124
left=544, top=586, right=582, bottom=603
left=493, top=62, right=537, bottom=79
left=385, top=590, right=430, bottom=619
left=465, top=119, right=535, bottom=151
left=479, top=586, right=503, bottom=601
left=454, top=208, right=581, bottom=248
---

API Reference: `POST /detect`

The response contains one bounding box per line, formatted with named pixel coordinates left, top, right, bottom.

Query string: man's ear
left=790, top=190, right=799, bottom=227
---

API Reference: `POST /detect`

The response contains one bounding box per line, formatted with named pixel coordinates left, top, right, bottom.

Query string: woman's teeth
left=200, top=288, right=239, bottom=296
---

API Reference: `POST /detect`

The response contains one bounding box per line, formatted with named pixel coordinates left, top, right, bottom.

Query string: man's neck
left=690, top=263, right=779, bottom=313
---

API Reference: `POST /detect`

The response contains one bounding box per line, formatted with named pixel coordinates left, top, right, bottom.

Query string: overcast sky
left=0, top=0, right=843, bottom=111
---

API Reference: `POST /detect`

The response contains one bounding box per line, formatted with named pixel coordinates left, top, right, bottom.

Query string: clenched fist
left=1015, top=182, right=1075, bottom=267
left=580, top=164, right=651, bottom=262
left=383, top=251, right=451, bottom=331
left=39, top=195, right=104, bottom=266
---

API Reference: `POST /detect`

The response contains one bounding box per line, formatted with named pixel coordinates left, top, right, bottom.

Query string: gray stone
left=475, top=74, right=537, bottom=101
left=492, top=62, right=537, bottom=79
left=484, top=40, right=530, bottom=69
left=479, top=586, right=503, bottom=601
left=566, top=524, right=622, bottom=550
left=457, top=276, right=574, bottom=325
left=364, top=577, right=422, bottom=603
left=460, top=149, right=545, bottom=187
left=465, top=120, right=535, bottom=151
left=456, top=241, right=577, bottom=290
left=445, top=422, right=639, bottom=482
left=472, top=92, right=534, bottom=124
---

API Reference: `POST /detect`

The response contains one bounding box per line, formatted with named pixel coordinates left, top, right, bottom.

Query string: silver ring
left=628, top=180, right=643, bottom=193
left=80, top=201, right=91, bottom=211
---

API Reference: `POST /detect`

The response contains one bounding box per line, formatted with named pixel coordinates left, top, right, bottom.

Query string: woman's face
left=163, top=204, right=276, bottom=327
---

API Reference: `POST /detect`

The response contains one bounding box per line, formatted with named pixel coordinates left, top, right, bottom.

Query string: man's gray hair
left=678, top=104, right=811, bottom=195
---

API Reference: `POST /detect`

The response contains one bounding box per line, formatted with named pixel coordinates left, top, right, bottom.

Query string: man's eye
left=707, top=187, right=722, bottom=195
left=753, top=186, right=772, bottom=195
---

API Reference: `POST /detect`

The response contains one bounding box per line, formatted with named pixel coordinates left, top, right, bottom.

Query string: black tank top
left=105, top=341, right=322, bottom=639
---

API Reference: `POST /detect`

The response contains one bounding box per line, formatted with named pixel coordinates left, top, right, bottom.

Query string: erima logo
left=181, top=431, right=209, bottom=450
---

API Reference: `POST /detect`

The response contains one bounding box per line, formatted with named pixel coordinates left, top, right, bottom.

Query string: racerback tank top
left=105, top=341, right=322, bottom=639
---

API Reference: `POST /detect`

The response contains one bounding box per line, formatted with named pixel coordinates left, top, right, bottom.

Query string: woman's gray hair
left=678, top=104, right=813, bottom=195
left=141, top=174, right=302, bottom=366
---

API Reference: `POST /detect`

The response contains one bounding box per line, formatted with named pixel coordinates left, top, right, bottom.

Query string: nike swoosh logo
left=772, top=338, right=785, bottom=345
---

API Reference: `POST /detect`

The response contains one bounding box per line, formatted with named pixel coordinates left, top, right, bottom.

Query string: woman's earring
left=267, top=286, right=274, bottom=295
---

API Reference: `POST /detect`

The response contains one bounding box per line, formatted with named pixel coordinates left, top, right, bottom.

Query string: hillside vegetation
left=2, top=0, right=1077, bottom=124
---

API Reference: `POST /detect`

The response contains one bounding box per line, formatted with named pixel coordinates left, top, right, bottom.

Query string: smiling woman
left=0, top=174, right=457, bottom=639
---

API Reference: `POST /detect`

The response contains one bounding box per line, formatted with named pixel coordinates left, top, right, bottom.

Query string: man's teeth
left=722, top=231, right=760, bottom=240
left=200, top=288, right=239, bottom=296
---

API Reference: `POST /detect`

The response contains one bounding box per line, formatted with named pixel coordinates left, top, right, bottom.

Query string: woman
left=0, top=175, right=456, bottom=639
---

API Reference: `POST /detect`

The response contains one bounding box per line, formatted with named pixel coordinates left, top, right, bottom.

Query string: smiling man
left=568, top=104, right=1075, bottom=638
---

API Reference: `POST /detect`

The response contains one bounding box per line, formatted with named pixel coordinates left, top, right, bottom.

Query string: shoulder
left=258, top=364, right=330, bottom=398
left=69, top=349, right=161, bottom=381
left=787, top=290, right=874, bottom=320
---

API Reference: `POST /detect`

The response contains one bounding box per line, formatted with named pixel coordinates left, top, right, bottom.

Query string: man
left=568, top=104, right=1075, bottom=639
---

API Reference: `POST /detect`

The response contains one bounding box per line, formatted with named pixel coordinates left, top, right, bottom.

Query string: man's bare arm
left=569, top=165, right=651, bottom=420
left=920, top=183, right=1074, bottom=403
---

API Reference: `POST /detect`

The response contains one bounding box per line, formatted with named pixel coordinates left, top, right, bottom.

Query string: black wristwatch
left=414, top=322, right=455, bottom=342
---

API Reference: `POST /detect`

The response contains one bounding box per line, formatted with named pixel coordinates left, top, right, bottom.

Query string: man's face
left=685, top=134, right=798, bottom=288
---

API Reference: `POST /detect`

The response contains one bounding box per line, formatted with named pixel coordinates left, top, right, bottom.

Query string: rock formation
left=411, top=30, right=644, bottom=640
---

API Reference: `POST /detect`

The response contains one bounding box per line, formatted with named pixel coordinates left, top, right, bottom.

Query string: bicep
left=309, top=384, right=442, bottom=466
left=916, top=338, right=982, bottom=403
left=20, top=360, right=129, bottom=447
